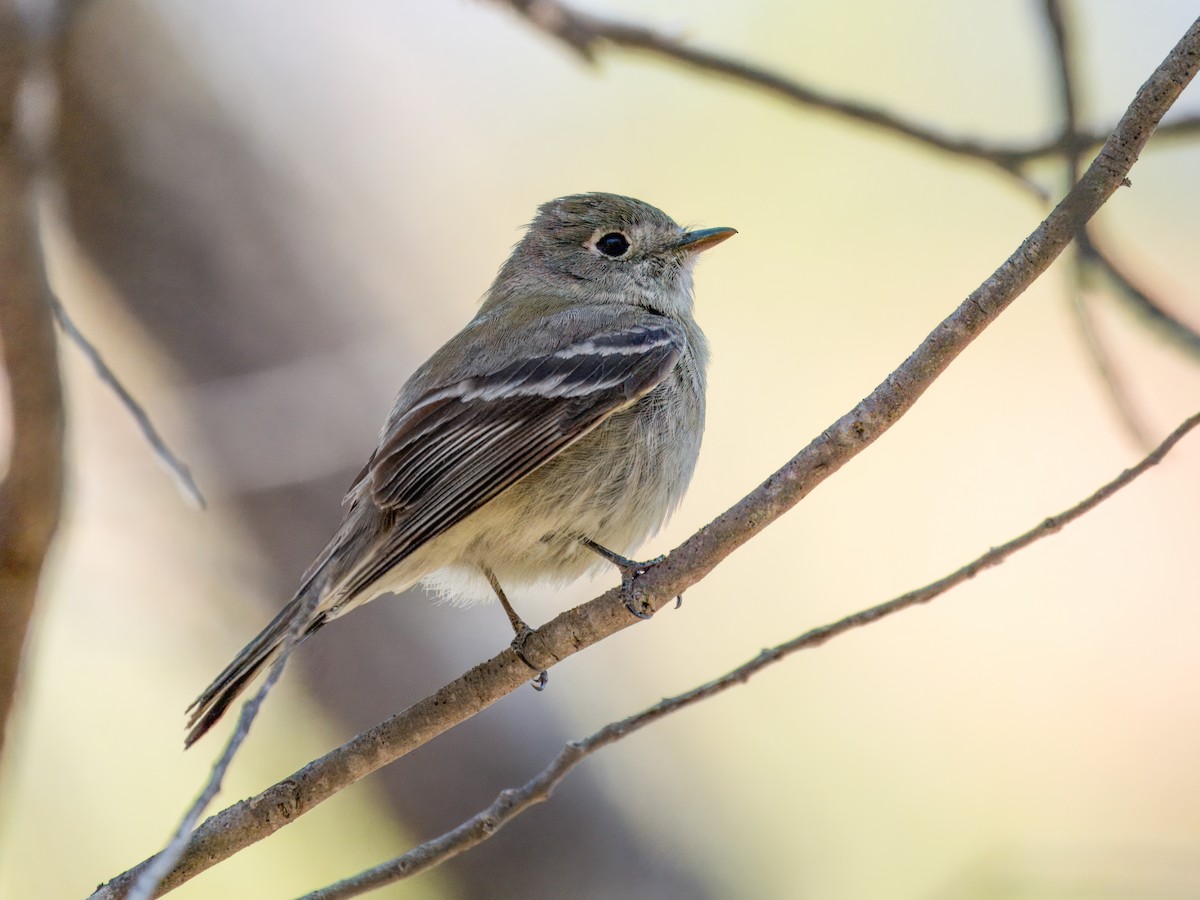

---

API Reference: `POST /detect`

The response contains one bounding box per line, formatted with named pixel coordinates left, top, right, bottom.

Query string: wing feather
left=339, top=320, right=683, bottom=598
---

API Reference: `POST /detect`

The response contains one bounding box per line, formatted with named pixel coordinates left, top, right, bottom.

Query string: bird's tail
left=184, top=594, right=324, bottom=748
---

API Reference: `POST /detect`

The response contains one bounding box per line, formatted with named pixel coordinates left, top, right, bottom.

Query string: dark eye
left=595, top=232, right=631, bottom=258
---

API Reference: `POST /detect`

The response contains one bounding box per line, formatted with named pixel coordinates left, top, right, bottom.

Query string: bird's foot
left=580, top=539, right=666, bottom=620
left=483, top=565, right=548, bottom=690
left=616, top=554, right=665, bottom=620
left=510, top=624, right=548, bottom=691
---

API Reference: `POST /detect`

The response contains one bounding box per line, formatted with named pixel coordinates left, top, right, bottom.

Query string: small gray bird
left=185, top=192, right=735, bottom=746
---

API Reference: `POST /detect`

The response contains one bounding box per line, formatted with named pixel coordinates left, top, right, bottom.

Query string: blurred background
left=2, top=0, right=1199, bottom=897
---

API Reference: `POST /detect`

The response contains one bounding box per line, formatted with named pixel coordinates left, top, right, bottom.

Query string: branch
left=50, top=296, right=205, bottom=508
left=1078, top=229, right=1200, bottom=358
left=0, top=4, right=65, bottom=761
left=302, top=408, right=1200, bottom=898
left=89, top=16, right=1200, bottom=898
left=499, top=0, right=1039, bottom=187
left=496, top=0, right=1200, bottom=194
left=1039, top=0, right=1150, bottom=445
left=1042, top=0, right=1083, bottom=181
left=1069, top=276, right=1154, bottom=449
left=124, top=589, right=321, bottom=900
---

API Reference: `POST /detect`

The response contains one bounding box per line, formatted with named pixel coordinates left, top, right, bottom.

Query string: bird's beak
left=675, top=226, right=737, bottom=253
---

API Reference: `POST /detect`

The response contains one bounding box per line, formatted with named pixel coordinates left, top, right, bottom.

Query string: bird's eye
left=595, top=232, right=631, bottom=258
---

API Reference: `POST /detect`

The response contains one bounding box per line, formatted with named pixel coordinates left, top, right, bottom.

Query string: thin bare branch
left=498, top=0, right=1200, bottom=198
left=125, top=589, right=323, bottom=900
left=497, top=0, right=1042, bottom=191
left=1070, top=275, right=1155, bottom=449
left=87, top=17, right=1200, bottom=898
left=49, top=295, right=205, bottom=509
left=1042, top=0, right=1083, bottom=181
left=1078, top=230, right=1200, bottom=358
left=302, top=408, right=1200, bottom=898
left=1042, top=0, right=1159, bottom=448
left=1010, top=114, right=1200, bottom=162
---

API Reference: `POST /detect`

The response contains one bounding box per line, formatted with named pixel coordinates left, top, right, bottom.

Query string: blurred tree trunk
left=0, top=1, right=64, bottom=765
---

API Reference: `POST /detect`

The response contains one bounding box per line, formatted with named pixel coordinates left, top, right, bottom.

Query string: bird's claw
left=615, top=554, right=665, bottom=621
left=510, top=627, right=549, bottom=690
left=623, top=593, right=654, bottom=620
left=579, top=539, right=668, bottom=622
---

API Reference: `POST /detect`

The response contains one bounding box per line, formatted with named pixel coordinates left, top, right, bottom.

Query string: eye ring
left=594, top=231, right=631, bottom=258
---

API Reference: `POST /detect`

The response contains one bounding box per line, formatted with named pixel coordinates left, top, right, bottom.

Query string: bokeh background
left=2, top=1, right=1199, bottom=897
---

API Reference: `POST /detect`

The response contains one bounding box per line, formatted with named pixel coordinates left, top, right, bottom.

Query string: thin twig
left=499, top=0, right=1200, bottom=198
left=1009, top=114, right=1200, bottom=161
left=1078, top=230, right=1200, bottom=358
left=87, top=18, right=1200, bottom=898
left=499, top=0, right=1051, bottom=191
left=1041, top=0, right=1154, bottom=447
left=501, top=0, right=1200, bottom=186
left=1042, top=0, right=1083, bottom=182
left=50, top=295, right=206, bottom=509
left=1071, top=264, right=1156, bottom=449
left=125, top=588, right=322, bottom=900
left=301, top=408, right=1200, bottom=899
left=501, top=0, right=1056, bottom=186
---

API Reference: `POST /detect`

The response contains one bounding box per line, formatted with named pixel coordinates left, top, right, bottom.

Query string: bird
left=185, top=192, right=735, bottom=746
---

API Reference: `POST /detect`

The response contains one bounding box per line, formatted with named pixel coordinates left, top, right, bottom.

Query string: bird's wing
left=336, top=318, right=684, bottom=598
